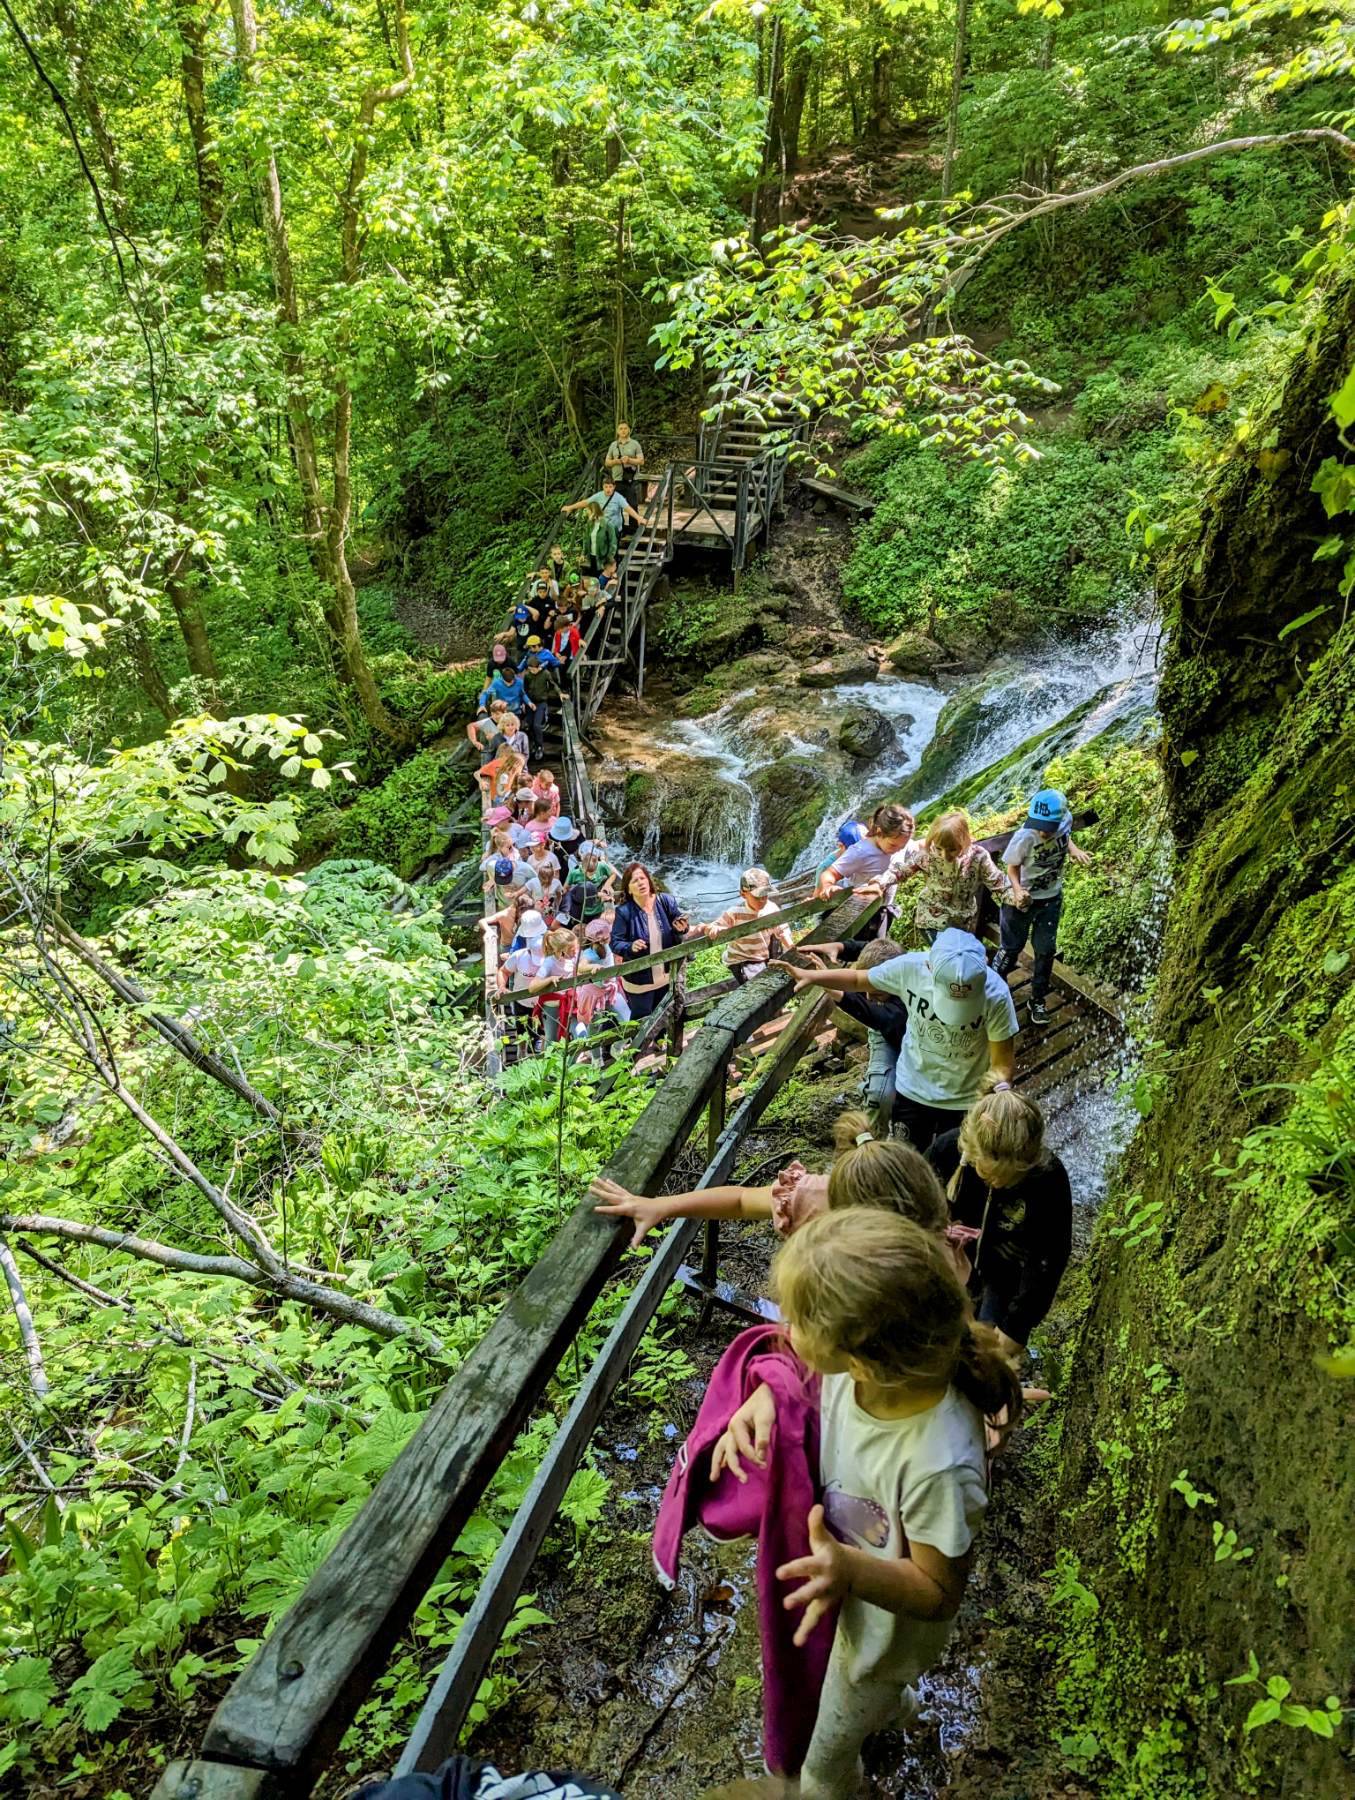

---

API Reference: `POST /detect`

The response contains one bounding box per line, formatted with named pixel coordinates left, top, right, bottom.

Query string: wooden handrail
left=524, top=890, right=835, bottom=1000
left=171, top=890, right=876, bottom=1795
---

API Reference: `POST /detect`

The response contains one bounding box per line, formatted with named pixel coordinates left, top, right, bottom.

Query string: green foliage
left=841, top=436, right=1172, bottom=649
left=331, top=750, right=464, bottom=878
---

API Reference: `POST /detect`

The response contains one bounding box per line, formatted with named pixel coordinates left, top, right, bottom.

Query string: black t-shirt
left=927, top=1127, right=1072, bottom=1342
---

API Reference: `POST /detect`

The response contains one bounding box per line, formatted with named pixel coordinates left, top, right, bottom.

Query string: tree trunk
left=780, top=48, right=810, bottom=182
left=753, top=16, right=785, bottom=242
left=941, top=0, right=972, bottom=202
left=126, top=620, right=174, bottom=719
left=869, top=48, right=893, bottom=140
left=175, top=0, right=225, bottom=292
left=50, top=0, right=130, bottom=227
left=230, top=0, right=410, bottom=744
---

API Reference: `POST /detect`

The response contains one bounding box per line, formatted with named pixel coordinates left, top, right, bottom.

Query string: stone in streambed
left=838, top=704, right=897, bottom=761
left=747, top=756, right=841, bottom=877
left=798, top=650, right=877, bottom=688
left=881, top=629, right=949, bottom=675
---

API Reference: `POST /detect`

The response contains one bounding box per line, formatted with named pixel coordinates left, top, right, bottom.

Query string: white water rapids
left=609, top=613, right=1160, bottom=916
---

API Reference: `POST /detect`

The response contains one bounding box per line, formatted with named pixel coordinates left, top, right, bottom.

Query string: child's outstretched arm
left=590, top=1176, right=774, bottom=1247
left=777, top=1507, right=970, bottom=1645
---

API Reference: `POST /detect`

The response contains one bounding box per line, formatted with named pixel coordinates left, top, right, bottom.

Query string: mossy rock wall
left=1044, top=279, right=1355, bottom=1797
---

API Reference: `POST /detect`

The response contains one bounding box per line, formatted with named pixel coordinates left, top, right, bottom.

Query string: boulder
left=747, top=756, right=841, bottom=876
left=799, top=650, right=878, bottom=688
left=838, top=704, right=897, bottom=761
left=881, top=629, right=948, bottom=675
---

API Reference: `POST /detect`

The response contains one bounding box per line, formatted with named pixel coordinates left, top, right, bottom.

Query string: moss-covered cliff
left=1044, top=279, right=1355, bottom=1794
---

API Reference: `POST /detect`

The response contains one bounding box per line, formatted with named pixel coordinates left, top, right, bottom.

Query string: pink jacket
left=652, top=1325, right=836, bottom=1776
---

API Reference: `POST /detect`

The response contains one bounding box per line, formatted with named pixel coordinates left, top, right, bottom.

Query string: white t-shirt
left=868, top=950, right=1018, bottom=1108
left=819, top=1376, right=988, bottom=1684
left=501, top=943, right=544, bottom=994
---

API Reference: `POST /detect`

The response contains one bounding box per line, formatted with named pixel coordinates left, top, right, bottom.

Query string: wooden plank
left=150, top=1761, right=269, bottom=1800
left=198, top=899, right=874, bottom=1784
left=1024, top=1033, right=1118, bottom=1101
left=1017, top=1018, right=1092, bottom=1084
left=799, top=474, right=875, bottom=513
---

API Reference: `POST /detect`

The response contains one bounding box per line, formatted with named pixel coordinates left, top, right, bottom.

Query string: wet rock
left=882, top=628, right=949, bottom=675
left=798, top=650, right=877, bottom=688
left=838, top=704, right=897, bottom=761
left=747, top=756, right=841, bottom=875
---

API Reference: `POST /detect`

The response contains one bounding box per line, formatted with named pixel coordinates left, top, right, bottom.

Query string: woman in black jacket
left=926, top=1085, right=1072, bottom=1356
left=609, top=862, right=691, bottom=1021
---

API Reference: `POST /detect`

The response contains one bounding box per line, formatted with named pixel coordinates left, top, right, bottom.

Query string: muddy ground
left=466, top=1056, right=1120, bottom=1799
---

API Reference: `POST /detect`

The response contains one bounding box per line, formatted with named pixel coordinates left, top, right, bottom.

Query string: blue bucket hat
left=836, top=819, right=865, bottom=849
left=548, top=816, right=575, bottom=843
left=1026, top=788, right=1069, bottom=832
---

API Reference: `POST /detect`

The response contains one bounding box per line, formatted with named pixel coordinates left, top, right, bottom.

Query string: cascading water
left=602, top=611, right=1159, bottom=918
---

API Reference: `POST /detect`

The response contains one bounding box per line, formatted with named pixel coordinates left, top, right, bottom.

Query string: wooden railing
left=152, top=890, right=878, bottom=1800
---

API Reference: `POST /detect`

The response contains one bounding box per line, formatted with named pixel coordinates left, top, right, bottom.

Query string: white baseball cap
left=928, top=928, right=989, bottom=1026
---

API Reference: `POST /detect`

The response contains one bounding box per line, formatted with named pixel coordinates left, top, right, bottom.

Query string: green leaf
left=1244, top=1698, right=1282, bottom=1731
left=1322, top=949, right=1351, bottom=976
left=1179, top=748, right=1198, bottom=767
left=1329, top=366, right=1355, bottom=431
left=1277, top=606, right=1330, bottom=641
left=0, top=1655, right=56, bottom=1723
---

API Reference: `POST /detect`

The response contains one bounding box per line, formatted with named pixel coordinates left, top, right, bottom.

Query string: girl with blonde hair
left=926, top=1080, right=1073, bottom=1357
left=896, top=808, right=1008, bottom=939
left=711, top=1209, right=1020, bottom=1799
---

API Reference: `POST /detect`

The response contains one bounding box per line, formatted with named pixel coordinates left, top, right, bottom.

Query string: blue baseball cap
left=836, top=819, right=865, bottom=849
left=1026, top=788, right=1069, bottom=832
left=493, top=856, right=515, bottom=881
left=928, top=928, right=989, bottom=1026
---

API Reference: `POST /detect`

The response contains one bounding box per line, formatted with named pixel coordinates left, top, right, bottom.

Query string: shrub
left=333, top=750, right=466, bottom=879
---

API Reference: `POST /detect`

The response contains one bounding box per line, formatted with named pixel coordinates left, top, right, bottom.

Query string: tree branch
left=4, top=1213, right=446, bottom=1358
left=0, top=1234, right=51, bottom=1399
left=50, top=916, right=286, bottom=1130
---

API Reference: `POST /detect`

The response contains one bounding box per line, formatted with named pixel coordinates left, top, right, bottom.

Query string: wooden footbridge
left=153, top=409, right=1126, bottom=1797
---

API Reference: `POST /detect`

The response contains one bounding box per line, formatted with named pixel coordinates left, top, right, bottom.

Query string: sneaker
left=992, top=949, right=1016, bottom=979
left=1028, top=996, right=1051, bottom=1026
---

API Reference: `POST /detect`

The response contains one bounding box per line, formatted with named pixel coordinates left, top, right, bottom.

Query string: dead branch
left=3, top=1211, right=446, bottom=1357
left=1, top=1233, right=52, bottom=1399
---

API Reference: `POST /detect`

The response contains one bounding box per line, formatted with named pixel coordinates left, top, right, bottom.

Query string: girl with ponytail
left=712, top=1209, right=1019, bottom=1798
left=926, top=1080, right=1073, bottom=1358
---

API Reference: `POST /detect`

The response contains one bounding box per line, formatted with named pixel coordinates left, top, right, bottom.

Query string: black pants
left=529, top=702, right=549, bottom=759
left=837, top=990, right=907, bottom=1053
left=625, top=984, right=665, bottom=1020
left=891, top=1095, right=965, bottom=1154
left=999, top=894, right=1063, bottom=1000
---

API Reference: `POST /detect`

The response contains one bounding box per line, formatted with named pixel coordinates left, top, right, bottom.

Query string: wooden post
left=666, top=959, right=687, bottom=1064
left=636, top=605, right=646, bottom=698
left=700, top=1060, right=728, bottom=1290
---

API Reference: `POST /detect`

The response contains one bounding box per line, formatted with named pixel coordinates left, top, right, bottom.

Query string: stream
left=598, top=612, right=1160, bottom=915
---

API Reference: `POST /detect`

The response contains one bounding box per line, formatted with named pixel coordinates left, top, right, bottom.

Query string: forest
left=1, top=0, right=1353, bottom=1796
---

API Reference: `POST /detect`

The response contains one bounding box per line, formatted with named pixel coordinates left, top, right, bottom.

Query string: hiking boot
left=991, top=949, right=1016, bottom=979
left=1028, top=996, right=1051, bottom=1026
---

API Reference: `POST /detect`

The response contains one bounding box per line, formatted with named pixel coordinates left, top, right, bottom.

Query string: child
left=897, top=809, right=1008, bottom=940
left=479, top=823, right=517, bottom=876
left=815, top=801, right=915, bottom=902
left=714, top=1210, right=1020, bottom=1800
left=527, top=926, right=585, bottom=1044
left=475, top=746, right=527, bottom=809
left=524, top=796, right=555, bottom=846
left=994, top=787, right=1092, bottom=1026
left=500, top=715, right=530, bottom=763
left=498, top=908, right=549, bottom=1039
left=466, top=697, right=509, bottom=763
left=526, top=842, right=563, bottom=914
left=700, top=866, right=794, bottom=983
left=530, top=768, right=562, bottom=819
left=927, top=1083, right=1073, bottom=1360
left=574, top=917, right=631, bottom=1037
left=552, top=609, right=582, bottom=675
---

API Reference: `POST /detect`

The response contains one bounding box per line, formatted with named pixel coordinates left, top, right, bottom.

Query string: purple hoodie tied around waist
left=652, top=1323, right=836, bottom=1777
